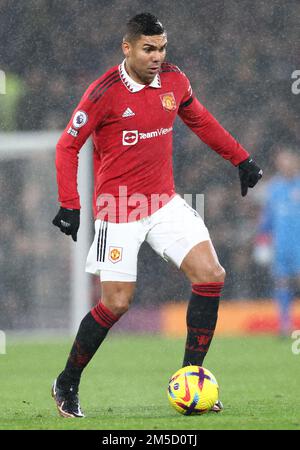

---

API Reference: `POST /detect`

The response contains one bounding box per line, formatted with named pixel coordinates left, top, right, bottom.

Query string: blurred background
left=0, top=0, right=299, bottom=335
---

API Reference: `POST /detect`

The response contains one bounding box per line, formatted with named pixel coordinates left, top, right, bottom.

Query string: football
left=167, top=365, right=219, bottom=415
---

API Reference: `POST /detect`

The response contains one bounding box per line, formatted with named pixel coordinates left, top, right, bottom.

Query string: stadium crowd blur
left=1, top=0, right=299, bottom=327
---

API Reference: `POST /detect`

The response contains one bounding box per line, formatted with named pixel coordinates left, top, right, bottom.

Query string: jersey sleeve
left=178, top=73, right=249, bottom=166
left=55, top=80, right=110, bottom=209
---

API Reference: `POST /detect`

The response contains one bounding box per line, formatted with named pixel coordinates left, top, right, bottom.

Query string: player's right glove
left=238, top=157, right=263, bottom=197
left=52, top=207, right=80, bottom=242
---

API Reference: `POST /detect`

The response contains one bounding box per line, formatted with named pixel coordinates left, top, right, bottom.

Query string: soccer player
left=255, top=148, right=300, bottom=335
left=52, top=13, right=262, bottom=418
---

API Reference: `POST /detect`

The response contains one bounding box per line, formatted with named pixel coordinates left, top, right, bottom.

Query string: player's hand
left=238, top=157, right=263, bottom=197
left=52, top=207, right=80, bottom=242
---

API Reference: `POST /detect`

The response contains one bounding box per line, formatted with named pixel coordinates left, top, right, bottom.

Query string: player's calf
left=54, top=301, right=121, bottom=404
left=182, top=281, right=224, bottom=367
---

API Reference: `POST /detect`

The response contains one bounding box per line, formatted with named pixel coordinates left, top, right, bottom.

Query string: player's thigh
left=86, top=219, right=146, bottom=280
left=180, top=239, right=225, bottom=283
left=146, top=196, right=214, bottom=275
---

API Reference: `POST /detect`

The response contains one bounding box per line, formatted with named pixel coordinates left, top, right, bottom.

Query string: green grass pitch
left=0, top=334, right=299, bottom=430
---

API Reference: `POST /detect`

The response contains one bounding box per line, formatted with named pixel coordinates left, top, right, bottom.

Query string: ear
left=122, top=41, right=131, bottom=57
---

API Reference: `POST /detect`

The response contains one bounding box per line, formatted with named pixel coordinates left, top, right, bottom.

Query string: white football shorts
left=85, top=194, right=210, bottom=282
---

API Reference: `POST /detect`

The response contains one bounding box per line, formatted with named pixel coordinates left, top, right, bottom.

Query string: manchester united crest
left=160, top=92, right=176, bottom=112
left=108, top=247, right=123, bottom=263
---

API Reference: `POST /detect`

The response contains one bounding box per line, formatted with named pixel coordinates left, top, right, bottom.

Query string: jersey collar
left=119, top=60, right=161, bottom=92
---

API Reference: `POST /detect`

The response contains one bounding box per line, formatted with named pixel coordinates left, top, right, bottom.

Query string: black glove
left=52, top=207, right=80, bottom=242
left=238, top=157, right=263, bottom=197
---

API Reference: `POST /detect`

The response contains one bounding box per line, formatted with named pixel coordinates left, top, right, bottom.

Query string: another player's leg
left=52, top=281, right=135, bottom=418
left=274, top=277, right=293, bottom=336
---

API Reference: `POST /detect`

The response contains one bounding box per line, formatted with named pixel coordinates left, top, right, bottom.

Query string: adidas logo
left=122, top=107, right=135, bottom=118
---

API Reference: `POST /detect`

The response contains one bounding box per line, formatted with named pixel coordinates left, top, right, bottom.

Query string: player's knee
left=193, top=263, right=226, bottom=284
left=211, top=264, right=226, bottom=283
left=113, top=299, right=131, bottom=316
left=275, top=278, right=290, bottom=289
left=103, top=291, right=133, bottom=316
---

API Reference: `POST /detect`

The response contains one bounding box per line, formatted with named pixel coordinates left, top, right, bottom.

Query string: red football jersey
left=55, top=61, right=249, bottom=222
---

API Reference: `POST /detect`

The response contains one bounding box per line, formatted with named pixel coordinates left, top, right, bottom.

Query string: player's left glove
left=52, top=207, right=80, bottom=242
left=238, top=157, right=263, bottom=197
